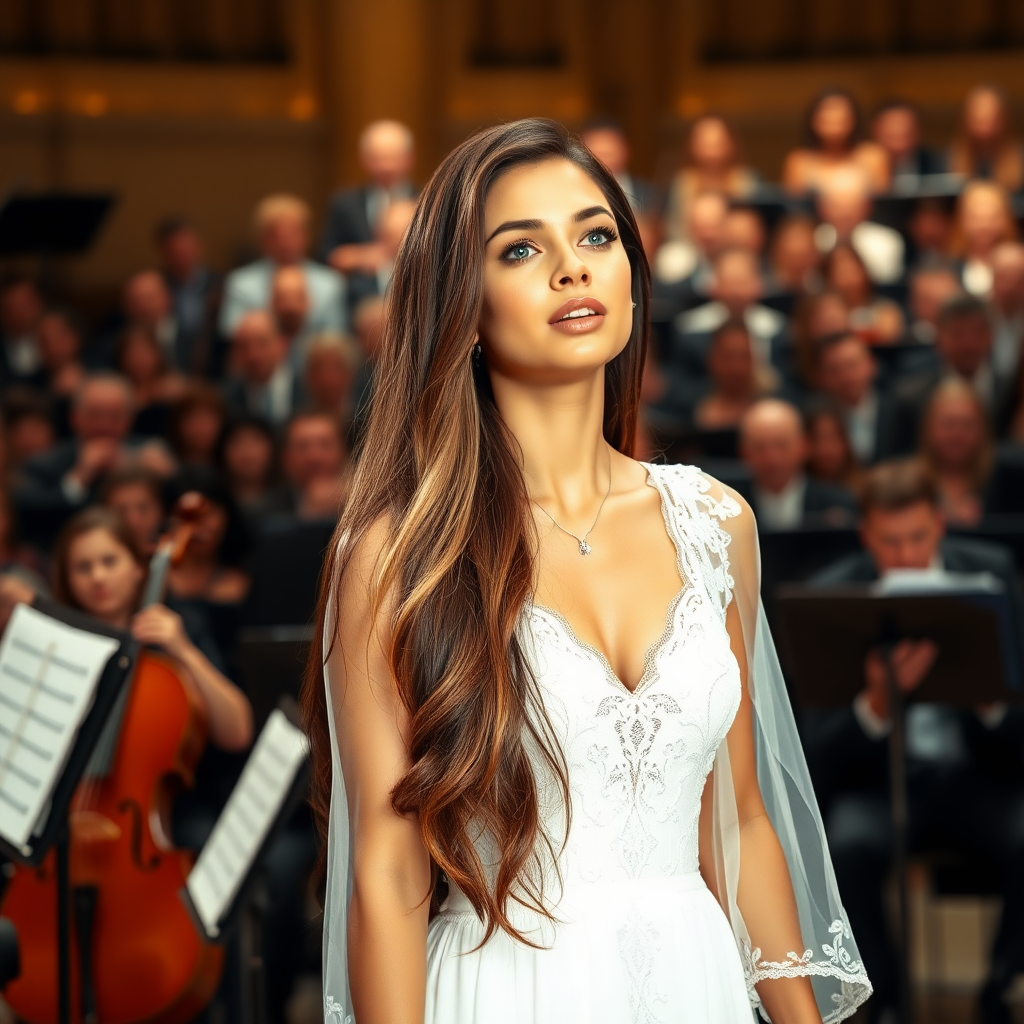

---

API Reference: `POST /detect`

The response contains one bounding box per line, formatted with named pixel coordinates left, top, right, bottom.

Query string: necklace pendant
left=578, top=539, right=592, bottom=556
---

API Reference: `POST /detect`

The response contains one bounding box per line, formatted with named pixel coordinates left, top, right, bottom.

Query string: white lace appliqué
left=324, top=995, right=352, bottom=1024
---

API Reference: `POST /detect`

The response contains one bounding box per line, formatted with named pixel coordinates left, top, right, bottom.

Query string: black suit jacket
left=745, top=477, right=858, bottom=529
left=803, top=537, right=1024, bottom=799
left=318, top=186, right=375, bottom=261
left=221, top=374, right=307, bottom=428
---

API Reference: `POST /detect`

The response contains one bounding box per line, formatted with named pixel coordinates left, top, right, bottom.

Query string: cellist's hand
left=130, top=605, right=191, bottom=661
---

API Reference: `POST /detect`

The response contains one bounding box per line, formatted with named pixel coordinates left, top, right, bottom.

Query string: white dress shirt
left=754, top=474, right=806, bottom=531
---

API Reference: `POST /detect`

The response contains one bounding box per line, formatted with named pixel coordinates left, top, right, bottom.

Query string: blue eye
left=581, top=226, right=618, bottom=247
left=503, top=241, right=538, bottom=262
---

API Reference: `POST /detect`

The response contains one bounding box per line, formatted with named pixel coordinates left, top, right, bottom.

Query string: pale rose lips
left=548, top=297, right=608, bottom=335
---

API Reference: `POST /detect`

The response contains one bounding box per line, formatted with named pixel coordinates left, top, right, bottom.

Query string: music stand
left=0, top=597, right=138, bottom=1024
left=0, top=194, right=116, bottom=256
left=180, top=698, right=309, bottom=1024
left=776, top=583, right=1019, bottom=1024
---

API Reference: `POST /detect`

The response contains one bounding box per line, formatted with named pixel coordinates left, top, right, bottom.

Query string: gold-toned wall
left=2, top=0, right=1023, bottom=297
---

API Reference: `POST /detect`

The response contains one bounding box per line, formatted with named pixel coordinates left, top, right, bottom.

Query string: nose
left=551, top=241, right=591, bottom=290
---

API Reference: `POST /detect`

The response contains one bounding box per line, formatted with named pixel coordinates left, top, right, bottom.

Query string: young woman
left=949, top=84, right=1024, bottom=194
left=304, top=120, right=870, bottom=1024
left=101, top=465, right=168, bottom=556
left=822, top=243, right=904, bottom=345
left=783, top=89, right=888, bottom=195
left=52, top=506, right=252, bottom=751
left=216, top=415, right=279, bottom=509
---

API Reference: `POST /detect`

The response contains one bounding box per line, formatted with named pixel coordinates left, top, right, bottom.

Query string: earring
left=631, top=301, right=637, bottom=308
left=472, top=343, right=482, bottom=363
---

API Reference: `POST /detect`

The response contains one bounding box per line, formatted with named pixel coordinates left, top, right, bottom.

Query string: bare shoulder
left=333, top=515, right=396, bottom=632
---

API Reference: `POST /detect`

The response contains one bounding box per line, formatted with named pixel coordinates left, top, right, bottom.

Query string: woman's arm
left=130, top=604, right=254, bottom=751
left=329, top=522, right=431, bottom=1024
left=721, top=596, right=821, bottom=1024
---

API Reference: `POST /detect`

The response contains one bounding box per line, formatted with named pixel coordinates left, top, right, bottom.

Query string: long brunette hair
left=301, top=118, right=650, bottom=943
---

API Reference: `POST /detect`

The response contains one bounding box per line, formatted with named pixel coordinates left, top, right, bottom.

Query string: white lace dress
left=425, top=463, right=754, bottom=1023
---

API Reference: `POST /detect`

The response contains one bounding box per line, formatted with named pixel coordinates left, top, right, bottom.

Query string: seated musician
left=804, top=458, right=1024, bottom=1024
left=51, top=505, right=252, bottom=751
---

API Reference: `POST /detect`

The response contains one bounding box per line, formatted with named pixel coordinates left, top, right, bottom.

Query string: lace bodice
left=521, top=462, right=742, bottom=888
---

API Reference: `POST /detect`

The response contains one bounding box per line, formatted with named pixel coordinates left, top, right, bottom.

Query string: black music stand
left=0, top=194, right=115, bottom=257
left=0, top=597, right=137, bottom=1024
left=180, top=698, right=310, bottom=1024
left=776, top=583, right=1020, bottom=1024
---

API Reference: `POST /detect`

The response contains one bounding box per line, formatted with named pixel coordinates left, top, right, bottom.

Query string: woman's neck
left=489, top=370, right=611, bottom=512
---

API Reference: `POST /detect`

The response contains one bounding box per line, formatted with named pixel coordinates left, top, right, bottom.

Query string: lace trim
left=743, top=917, right=872, bottom=1024
left=324, top=995, right=352, bottom=1023
left=643, top=463, right=741, bottom=618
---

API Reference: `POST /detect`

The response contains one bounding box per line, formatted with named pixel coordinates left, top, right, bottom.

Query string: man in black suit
left=155, top=217, right=222, bottom=376
left=223, top=311, right=306, bottom=428
left=0, top=273, right=46, bottom=388
left=739, top=398, right=857, bottom=529
left=871, top=99, right=947, bottom=184
left=804, top=459, right=1024, bottom=1024
left=14, top=373, right=173, bottom=542
left=815, top=332, right=900, bottom=463
left=250, top=411, right=347, bottom=521
left=890, top=293, right=1015, bottom=454
left=318, top=119, right=416, bottom=270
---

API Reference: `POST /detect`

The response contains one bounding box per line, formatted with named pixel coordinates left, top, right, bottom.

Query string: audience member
left=768, top=214, right=821, bottom=294
left=320, top=119, right=416, bottom=273
left=870, top=99, right=945, bottom=186
left=119, top=270, right=178, bottom=371
left=672, top=247, right=789, bottom=382
left=919, top=377, right=1006, bottom=526
left=101, top=465, right=168, bottom=555
left=791, top=289, right=851, bottom=391
left=581, top=119, right=657, bottom=223
left=739, top=398, right=857, bottom=529
left=783, top=89, right=888, bottom=194
left=271, top=264, right=312, bottom=364
left=949, top=84, right=1024, bottom=194
left=216, top=416, right=278, bottom=510
left=907, top=196, right=955, bottom=268
left=991, top=242, right=1024, bottom=389
left=805, top=401, right=862, bottom=491
left=720, top=205, right=766, bottom=258
left=822, top=243, right=904, bottom=344
left=805, top=458, right=1024, bottom=1024
left=37, top=307, right=86, bottom=400
left=815, top=332, right=895, bottom=464
left=220, top=194, right=346, bottom=337
left=653, top=189, right=729, bottom=302
left=665, top=115, right=756, bottom=243
left=167, top=383, right=226, bottom=467
left=891, top=294, right=1013, bottom=451
left=906, top=265, right=962, bottom=345
left=815, top=166, right=905, bottom=284
left=252, top=411, right=348, bottom=520
left=225, top=310, right=306, bottom=427
left=344, top=197, right=417, bottom=321
left=155, top=216, right=221, bottom=375
left=304, top=332, right=362, bottom=426
left=952, top=180, right=1018, bottom=299
left=15, top=373, right=172, bottom=520
left=2, top=388, right=56, bottom=470
left=162, top=468, right=252, bottom=666
left=115, top=326, right=186, bottom=436
left=692, top=321, right=773, bottom=430
left=0, top=274, right=44, bottom=386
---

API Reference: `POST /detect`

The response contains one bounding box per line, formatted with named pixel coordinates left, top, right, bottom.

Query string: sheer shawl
left=319, top=465, right=871, bottom=1023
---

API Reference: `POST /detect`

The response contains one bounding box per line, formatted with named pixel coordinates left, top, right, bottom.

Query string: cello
left=0, top=494, right=224, bottom=1024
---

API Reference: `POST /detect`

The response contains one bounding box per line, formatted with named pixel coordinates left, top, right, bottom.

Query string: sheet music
left=0, top=603, right=120, bottom=850
left=187, top=708, right=309, bottom=936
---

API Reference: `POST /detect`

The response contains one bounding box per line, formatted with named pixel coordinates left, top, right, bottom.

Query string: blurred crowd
left=1, top=86, right=1024, bottom=1023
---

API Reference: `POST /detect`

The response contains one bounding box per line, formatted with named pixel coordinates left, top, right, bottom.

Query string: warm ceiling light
left=288, top=94, right=317, bottom=121
left=80, top=92, right=109, bottom=117
left=13, top=90, right=43, bottom=115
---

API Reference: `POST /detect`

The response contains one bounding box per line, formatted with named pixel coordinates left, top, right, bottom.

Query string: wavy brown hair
left=300, top=118, right=650, bottom=943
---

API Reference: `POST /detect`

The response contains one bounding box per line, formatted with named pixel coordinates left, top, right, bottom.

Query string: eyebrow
left=485, top=205, right=615, bottom=244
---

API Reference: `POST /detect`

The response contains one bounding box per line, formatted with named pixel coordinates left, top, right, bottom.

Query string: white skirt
left=426, top=873, right=754, bottom=1024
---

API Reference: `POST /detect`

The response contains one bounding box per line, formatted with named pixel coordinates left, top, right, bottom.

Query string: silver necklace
left=533, top=451, right=612, bottom=557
